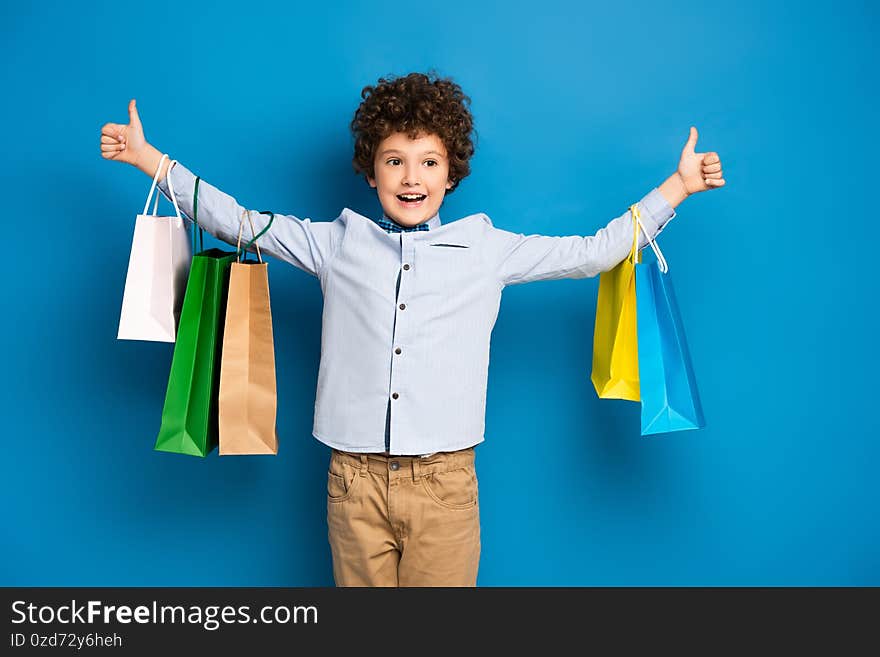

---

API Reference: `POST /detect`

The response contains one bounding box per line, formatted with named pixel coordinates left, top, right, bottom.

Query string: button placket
left=387, top=233, right=416, bottom=451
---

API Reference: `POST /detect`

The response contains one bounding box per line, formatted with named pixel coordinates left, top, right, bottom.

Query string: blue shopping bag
left=632, top=206, right=705, bottom=435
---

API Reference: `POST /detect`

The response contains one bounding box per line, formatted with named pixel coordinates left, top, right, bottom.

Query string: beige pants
left=326, top=448, right=481, bottom=587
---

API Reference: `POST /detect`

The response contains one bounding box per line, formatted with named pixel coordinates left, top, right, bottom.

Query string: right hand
left=100, top=99, right=148, bottom=167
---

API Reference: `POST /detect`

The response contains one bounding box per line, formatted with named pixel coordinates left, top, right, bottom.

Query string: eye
left=386, top=158, right=401, bottom=166
left=424, top=160, right=437, bottom=167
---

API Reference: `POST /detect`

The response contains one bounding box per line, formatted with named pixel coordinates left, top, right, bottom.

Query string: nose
left=403, top=163, right=421, bottom=186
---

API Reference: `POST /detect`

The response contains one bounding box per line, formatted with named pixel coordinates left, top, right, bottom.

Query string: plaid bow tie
left=375, top=216, right=431, bottom=233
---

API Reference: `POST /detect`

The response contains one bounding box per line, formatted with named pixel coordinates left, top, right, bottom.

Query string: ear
left=367, top=175, right=377, bottom=188
left=445, top=179, right=453, bottom=190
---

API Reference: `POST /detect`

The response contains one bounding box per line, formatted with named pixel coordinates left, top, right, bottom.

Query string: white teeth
left=399, top=194, right=425, bottom=200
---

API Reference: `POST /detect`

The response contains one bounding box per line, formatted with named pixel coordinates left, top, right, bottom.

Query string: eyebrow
left=379, top=149, right=445, bottom=157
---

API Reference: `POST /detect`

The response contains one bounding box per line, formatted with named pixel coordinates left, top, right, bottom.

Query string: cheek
left=380, top=171, right=399, bottom=191
left=432, top=167, right=450, bottom=188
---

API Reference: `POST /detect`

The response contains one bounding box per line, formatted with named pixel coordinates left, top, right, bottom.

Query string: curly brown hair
left=350, top=70, right=476, bottom=194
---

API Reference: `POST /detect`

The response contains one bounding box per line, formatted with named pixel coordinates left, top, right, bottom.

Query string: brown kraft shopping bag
left=218, top=209, right=279, bottom=455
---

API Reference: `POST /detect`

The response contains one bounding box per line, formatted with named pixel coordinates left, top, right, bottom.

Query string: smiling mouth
left=396, top=194, right=427, bottom=207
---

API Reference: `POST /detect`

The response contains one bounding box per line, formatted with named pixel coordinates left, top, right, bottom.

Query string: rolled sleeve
left=637, top=187, right=677, bottom=243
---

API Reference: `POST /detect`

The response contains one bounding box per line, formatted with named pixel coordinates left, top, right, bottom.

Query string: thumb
left=682, top=126, right=698, bottom=156
left=128, top=99, right=142, bottom=129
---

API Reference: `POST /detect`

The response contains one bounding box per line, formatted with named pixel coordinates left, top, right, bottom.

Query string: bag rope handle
left=630, top=203, right=669, bottom=274
left=236, top=209, right=264, bottom=263
left=242, top=211, right=274, bottom=256
left=191, top=176, right=204, bottom=253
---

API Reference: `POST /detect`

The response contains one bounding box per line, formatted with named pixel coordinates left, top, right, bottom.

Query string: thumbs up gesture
left=677, top=126, right=725, bottom=195
left=100, top=99, right=148, bottom=167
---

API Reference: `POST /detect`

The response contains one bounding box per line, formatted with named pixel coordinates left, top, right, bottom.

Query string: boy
left=100, top=71, right=725, bottom=587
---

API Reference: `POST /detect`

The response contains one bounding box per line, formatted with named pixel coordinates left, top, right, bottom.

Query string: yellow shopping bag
left=591, top=203, right=642, bottom=401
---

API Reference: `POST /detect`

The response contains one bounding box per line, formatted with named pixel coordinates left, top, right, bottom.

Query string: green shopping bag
left=154, top=177, right=237, bottom=457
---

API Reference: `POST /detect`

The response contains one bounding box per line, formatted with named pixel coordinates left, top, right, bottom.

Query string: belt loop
left=412, top=458, right=422, bottom=482
left=359, top=454, right=368, bottom=477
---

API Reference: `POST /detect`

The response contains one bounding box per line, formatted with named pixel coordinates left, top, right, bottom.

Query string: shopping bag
left=117, top=154, right=191, bottom=342
left=218, top=209, right=279, bottom=455
left=633, top=205, right=705, bottom=435
left=155, top=177, right=237, bottom=457
left=591, top=203, right=642, bottom=401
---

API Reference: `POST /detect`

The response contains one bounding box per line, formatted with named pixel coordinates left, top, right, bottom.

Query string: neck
left=383, top=213, right=422, bottom=228
left=379, top=210, right=442, bottom=231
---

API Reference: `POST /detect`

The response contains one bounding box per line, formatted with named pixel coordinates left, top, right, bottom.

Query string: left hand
left=677, top=126, right=725, bottom=195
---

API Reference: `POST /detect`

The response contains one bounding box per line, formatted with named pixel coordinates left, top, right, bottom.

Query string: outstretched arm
left=490, top=126, right=725, bottom=286
left=102, top=99, right=345, bottom=279
left=155, top=161, right=344, bottom=279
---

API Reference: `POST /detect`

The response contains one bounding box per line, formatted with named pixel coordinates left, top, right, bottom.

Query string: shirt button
left=395, top=347, right=402, bottom=355
left=399, top=303, right=406, bottom=310
left=392, top=392, right=399, bottom=399
left=403, top=264, right=410, bottom=270
left=390, top=461, right=400, bottom=471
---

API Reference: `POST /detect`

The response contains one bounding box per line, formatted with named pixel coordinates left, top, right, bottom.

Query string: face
left=368, top=131, right=453, bottom=227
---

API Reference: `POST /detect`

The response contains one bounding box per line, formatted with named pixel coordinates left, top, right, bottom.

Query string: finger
left=683, top=126, right=698, bottom=155
left=102, top=126, right=125, bottom=141
left=703, top=152, right=720, bottom=165
left=101, top=123, right=123, bottom=137
left=702, top=162, right=722, bottom=173
left=706, top=178, right=726, bottom=187
left=101, top=143, right=126, bottom=152
left=704, top=171, right=723, bottom=180
left=101, top=135, right=122, bottom=144
left=128, top=99, right=141, bottom=129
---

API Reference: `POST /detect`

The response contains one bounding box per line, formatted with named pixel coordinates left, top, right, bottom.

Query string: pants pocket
left=327, top=453, right=360, bottom=503
left=420, top=465, right=478, bottom=510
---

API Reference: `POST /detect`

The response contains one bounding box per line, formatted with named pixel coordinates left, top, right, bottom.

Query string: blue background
left=2, top=0, right=876, bottom=585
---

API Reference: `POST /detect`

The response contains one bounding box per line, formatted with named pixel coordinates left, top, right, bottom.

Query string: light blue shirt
left=158, top=161, right=676, bottom=455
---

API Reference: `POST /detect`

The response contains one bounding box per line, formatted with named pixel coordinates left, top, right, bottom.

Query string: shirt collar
left=378, top=210, right=442, bottom=232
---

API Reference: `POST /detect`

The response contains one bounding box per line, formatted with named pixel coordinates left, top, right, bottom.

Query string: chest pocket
left=419, top=241, right=475, bottom=289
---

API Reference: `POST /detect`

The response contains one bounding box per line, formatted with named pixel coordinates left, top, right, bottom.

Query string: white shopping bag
left=117, top=154, right=191, bottom=342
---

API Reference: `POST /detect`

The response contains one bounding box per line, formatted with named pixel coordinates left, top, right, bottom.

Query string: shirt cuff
left=156, top=159, right=184, bottom=213
left=636, top=187, right=677, bottom=248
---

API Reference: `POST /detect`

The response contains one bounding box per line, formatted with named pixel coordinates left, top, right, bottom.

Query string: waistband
left=332, top=448, right=475, bottom=481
